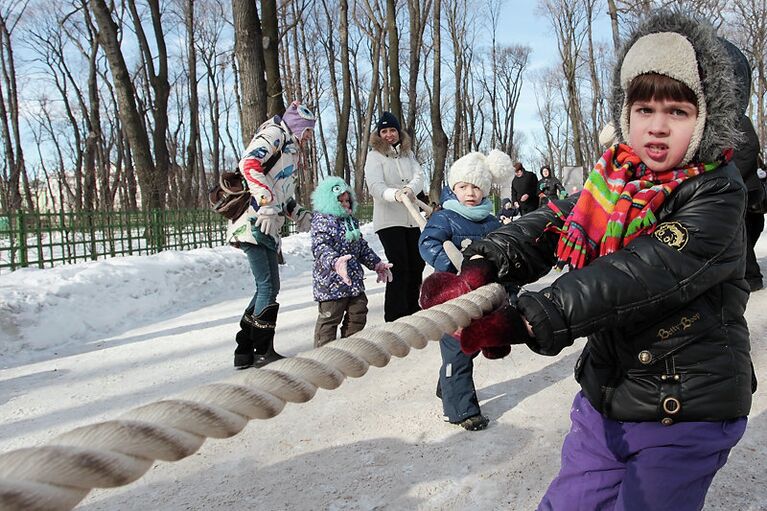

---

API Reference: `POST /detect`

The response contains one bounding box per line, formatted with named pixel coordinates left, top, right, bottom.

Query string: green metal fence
left=0, top=204, right=374, bottom=274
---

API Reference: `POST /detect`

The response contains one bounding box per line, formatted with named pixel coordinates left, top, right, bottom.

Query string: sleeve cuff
left=517, top=290, right=572, bottom=356
left=383, top=188, right=399, bottom=202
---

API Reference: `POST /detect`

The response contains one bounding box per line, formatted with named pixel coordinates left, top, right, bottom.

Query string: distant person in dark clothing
left=511, top=162, right=539, bottom=215
left=722, top=37, right=765, bottom=292
left=734, top=115, right=764, bottom=291
left=537, top=165, right=566, bottom=206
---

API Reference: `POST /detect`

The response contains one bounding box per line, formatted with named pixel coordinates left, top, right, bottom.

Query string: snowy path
left=1, top=227, right=766, bottom=510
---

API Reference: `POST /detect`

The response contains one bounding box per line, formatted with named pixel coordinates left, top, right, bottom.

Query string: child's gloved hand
left=459, top=303, right=532, bottom=356
left=334, top=254, right=353, bottom=285
left=418, top=258, right=497, bottom=310
left=459, top=257, right=496, bottom=290
left=374, top=261, right=393, bottom=283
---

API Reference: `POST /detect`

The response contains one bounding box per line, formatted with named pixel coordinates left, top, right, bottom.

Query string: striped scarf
left=550, top=144, right=725, bottom=269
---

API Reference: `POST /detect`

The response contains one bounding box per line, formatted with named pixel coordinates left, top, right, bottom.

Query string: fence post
left=151, top=209, right=165, bottom=252
left=16, top=209, right=28, bottom=268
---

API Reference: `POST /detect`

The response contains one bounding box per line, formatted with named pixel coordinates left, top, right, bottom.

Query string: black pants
left=377, top=226, right=425, bottom=322
left=745, top=211, right=765, bottom=286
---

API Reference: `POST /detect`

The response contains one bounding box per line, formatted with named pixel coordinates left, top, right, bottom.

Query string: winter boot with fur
left=252, top=303, right=285, bottom=368
left=233, top=312, right=257, bottom=369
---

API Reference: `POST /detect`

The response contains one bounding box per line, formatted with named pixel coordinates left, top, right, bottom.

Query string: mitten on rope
left=459, top=302, right=532, bottom=357
left=459, top=258, right=496, bottom=290
left=418, top=258, right=497, bottom=310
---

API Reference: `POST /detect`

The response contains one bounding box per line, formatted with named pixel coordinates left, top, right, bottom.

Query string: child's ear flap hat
left=610, top=10, right=740, bottom=164
left=448, top=149, right=514, bottom=195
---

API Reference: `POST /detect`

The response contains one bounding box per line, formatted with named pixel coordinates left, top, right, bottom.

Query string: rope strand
left=0, top=283, right=506, bottom=511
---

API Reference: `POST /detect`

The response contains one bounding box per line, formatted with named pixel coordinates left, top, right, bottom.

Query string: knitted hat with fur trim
left=610, top=11, right=740, bottom=164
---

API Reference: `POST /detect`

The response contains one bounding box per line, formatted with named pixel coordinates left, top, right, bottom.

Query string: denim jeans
left=241, top=242, right=280, bottom=316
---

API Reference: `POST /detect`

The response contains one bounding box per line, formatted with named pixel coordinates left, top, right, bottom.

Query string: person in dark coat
left=421, top=12, right=754, bottom=509
left=310, top=177, right=392, bottom=347
left=537, top=165, right=566, bottom=206
left=511, top=162, right=539, bottom=215
left=721, top=37, right=765, bottom=291
left=419, top=149, right=512, bottom=431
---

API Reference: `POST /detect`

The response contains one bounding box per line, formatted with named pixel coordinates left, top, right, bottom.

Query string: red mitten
left=459, top=258, right=496, bottom=290
left=481, top=345, right=512, bottom=359
left=419, top=272, right=471, bottom=309
left=459, top=303, right=531, bottom=355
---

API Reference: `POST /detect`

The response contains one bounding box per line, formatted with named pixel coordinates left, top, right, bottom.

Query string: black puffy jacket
left=464, top=163, right=755, bottom=424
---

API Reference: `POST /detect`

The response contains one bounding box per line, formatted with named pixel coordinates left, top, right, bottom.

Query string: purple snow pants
left=538, top=392, right=747, bottom=511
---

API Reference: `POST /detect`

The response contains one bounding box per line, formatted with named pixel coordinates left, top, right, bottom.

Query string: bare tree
left=232, top=0, right=267, bottom=143
left=90, top=0, right=166, bottom=210
left=385, top=0, right=402, bottom=121
left=0, top=0, right=29, bottom=212
left=539, top=0, right=589, bottom=169
left=405, top=0, right=431, bottom=135
left=429, top=0, right=448, bottom=201
left=261, top=0, right=285, bottom=116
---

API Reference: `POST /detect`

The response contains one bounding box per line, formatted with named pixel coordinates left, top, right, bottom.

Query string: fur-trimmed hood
left=369, top=131, right=413, bottom=156
left=610, top=10, right=740, bottom=163
left=311, top=176, right=357, bottom=217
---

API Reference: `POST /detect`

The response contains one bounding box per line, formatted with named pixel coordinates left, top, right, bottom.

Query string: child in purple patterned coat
left=311, top=176, right=392, bottom=347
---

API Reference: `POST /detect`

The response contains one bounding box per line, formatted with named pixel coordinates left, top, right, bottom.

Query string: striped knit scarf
left=550, top=143, right=725, bottom=269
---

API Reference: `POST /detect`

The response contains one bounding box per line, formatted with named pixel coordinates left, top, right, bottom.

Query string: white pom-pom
left=485, top=149, right=514, bottom=185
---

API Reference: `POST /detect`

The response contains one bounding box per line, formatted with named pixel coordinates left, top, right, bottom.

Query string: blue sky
left=495, top=1, right=613, bottom=148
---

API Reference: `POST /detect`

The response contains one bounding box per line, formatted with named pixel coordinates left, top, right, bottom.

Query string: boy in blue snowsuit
left=418, top=150, right=512, bottom=430
left=421, top=11, right=753, bottom=509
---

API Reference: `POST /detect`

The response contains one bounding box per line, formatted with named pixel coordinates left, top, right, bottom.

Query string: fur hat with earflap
left=448, top=149, right=514, bottom=195
left=312, top=176, right=357, bottom=217
left=610, top=10, right=740, bottom=164
left=311, top=176, right=361, bottom=241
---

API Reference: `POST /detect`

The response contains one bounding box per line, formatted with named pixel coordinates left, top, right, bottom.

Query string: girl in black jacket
left=421, top=11, right=753, bottom=511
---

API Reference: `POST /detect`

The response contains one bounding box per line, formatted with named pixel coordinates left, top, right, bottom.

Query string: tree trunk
left=261, top=0, right=286, bottom=116
left=430, top=0, right=448, bottom=202
left=0, top=12, right=25, bottom=212
left=232, top=0, right=268, bottom=144
left=606, top=0, right=620, bottom=53
left=185, top=0, right=199, bottom=205
left=90, top=0, right=160, bottom=209
left=386, top=0, right=402, bottom=122
left=334, top=0, right=351, bottom=177
left=406, top=0, right=430, bottom=135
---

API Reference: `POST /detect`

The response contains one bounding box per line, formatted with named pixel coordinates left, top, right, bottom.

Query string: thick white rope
left=0, top=283, right=506, bottom=511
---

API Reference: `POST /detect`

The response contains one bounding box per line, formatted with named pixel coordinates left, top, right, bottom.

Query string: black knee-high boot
left=252, top=303, right=284, bottom=368
left=234, top=312, right=256, bottom=369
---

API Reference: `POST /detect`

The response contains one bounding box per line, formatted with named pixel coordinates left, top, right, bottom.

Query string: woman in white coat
left=364, top=112, right=426, bottom=321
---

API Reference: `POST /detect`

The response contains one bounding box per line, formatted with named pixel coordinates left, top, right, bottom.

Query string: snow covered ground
left=1, top=223, right=766, bottom=510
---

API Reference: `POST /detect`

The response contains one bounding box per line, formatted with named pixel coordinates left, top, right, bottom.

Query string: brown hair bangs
left=626, top=73, right=697, bottom=106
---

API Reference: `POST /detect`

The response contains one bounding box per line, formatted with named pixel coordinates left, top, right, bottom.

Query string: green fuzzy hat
left=311, top=176, right=361, bottom=241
